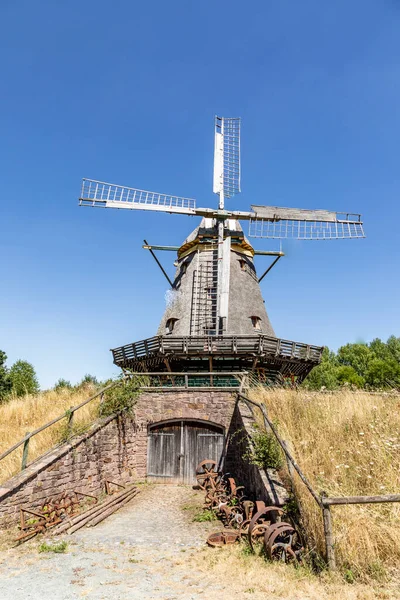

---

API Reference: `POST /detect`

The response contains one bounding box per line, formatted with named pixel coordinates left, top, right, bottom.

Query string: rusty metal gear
left=247, top=506, right=284, bottom=552
left=264, top=522, right=303, bottom=563
left=196, top=459, right=219, bottom=490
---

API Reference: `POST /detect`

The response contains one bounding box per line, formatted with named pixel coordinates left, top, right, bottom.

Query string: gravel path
left=0, top=484, right=226, bottom=600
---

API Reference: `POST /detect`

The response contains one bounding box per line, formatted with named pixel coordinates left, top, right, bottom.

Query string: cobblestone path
left=0, top=484, right=228, bottom=600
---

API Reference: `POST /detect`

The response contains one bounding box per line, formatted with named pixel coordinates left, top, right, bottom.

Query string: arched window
left=250, top=316, right=262, bottom=331
left=239, top=259, right=246, bottom=271
left=166, top=318, right=178, bottom=334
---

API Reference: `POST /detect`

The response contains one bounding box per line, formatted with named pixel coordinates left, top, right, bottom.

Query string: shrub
left=54, top=378, right=72, bottom=391
left=78, top=374, right=99, bottom=388
left=244, top=428, right=284, bottom=470
left=98, top=376, right=144, bottom=417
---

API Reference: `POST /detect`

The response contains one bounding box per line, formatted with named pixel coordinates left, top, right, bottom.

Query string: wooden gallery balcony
left=111, top=335, right=324, bottom=382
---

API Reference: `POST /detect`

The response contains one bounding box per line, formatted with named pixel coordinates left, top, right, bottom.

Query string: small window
left=181, top=262, right=188, bottom=275
left=166, top=318, right=178, bottom=334
left=250, top=316, right=262, bottom=331
left=239, top=259, right=246, bottom=271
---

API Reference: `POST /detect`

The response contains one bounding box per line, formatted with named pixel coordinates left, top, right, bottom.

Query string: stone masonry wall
left=0, top=389, right=288, bottom=524
left=0, top=414, right=138, bottom=523
left=133, top=390, right=238, bottom=478
left=0, top=390, right=237, bottom=523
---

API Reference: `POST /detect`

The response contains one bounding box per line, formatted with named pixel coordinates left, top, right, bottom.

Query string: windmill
left=79, top=116, right=364, bottom=382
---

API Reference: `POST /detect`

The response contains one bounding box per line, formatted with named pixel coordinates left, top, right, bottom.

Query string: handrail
left=0, top=382, right=120, bottom=466
left=0, top=373, right=247, bottom=473
left=237, top=392, right=323, bottom=508
left=237, top=391, right=400, bottom=571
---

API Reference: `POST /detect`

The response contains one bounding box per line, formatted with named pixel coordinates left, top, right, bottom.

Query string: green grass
left=192, top=509, right=217, bottom=522
left=38, top=540, right=68, bottom=554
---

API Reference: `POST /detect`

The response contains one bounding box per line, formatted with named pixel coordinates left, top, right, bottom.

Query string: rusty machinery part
left=247, top=506, right=284, bottom=553
left=207, top=530, right=240, bottom=547
left=105, top=480, right=126, bottom=495
left=196, top=459, right=219, bottom=490
left=239, top=518, right=251, bottom=537
left=263, top=521, right=291, bottom=547
left=255, top=500, right=266, bottom=513
left=15, top=490, right=97, bottom=544
left=264, top=522, right=303, bottom=563
left=227, top=507, right=244, bottom=529
left=242, top=500, right=255, bottom=521
left=216, top=504, right=244, bottom=529
left=207, top=491, right=230, bottom=508
left=227, top=477, right=247, bottom=502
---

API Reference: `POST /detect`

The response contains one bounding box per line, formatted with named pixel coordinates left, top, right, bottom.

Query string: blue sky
left=1, top=0, right=399, bottom=388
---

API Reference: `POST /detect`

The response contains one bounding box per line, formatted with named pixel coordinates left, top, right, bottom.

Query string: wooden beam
left=322, top=494, right=400, bottom=506
left=143, top=244, right=180, bottom=251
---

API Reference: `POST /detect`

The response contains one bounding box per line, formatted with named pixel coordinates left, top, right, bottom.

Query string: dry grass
left=189, top=544, right=400, bottom=600
left=250, top=387, right=400, bottom=580
left=0, top=385, right=100, bottom=483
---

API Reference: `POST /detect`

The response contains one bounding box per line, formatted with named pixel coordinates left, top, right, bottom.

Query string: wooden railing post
left=321, top=495, right=336, bottom=571
left=21, top=432, right=30, bottom=470
left=67, top=407, right=75, bottom=435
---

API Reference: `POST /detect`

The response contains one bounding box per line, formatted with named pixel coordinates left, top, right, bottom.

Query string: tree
left=336, top=366, right=365, bottom=388
left=0, top=350, right=12, bottom=402
left=9, top=360, right=39, bottom=396
left=386, top=336, right=400, bottom=362
left=303, top=347, right=339, bottom=390
left=337, top=343, right=374, bottom=379
left=365, top=359, right=400, bottom=388
left=369, top=338, right=391, bottom=361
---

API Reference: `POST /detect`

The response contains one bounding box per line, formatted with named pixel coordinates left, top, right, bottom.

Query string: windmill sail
left=213, top=116, right=241, bottom=201
left=248, top=205, right=364, bottom=240
left=79, top=179, right=197, bottom=215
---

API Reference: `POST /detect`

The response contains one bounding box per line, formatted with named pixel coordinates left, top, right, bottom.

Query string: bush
left=78, top=374, right=99, bottom=388
left=98, top=377, right=144, bottom=417
left=54, top=378, right=72, bottom=391
left=244, top=428, right=284, bottom=470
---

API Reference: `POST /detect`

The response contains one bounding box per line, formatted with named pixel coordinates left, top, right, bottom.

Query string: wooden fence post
left=67, top=407, right=75, bottom=435
left=322, top=498, right=336, bottom=570
left=21, top=432, right=30, bottom=470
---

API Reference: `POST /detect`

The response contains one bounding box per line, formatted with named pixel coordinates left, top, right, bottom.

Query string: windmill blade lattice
left=213, top=116, right=241, bottom=200
left=248, top=205, right=364, bottom=240
left=79, top=178, right=197, bottom=215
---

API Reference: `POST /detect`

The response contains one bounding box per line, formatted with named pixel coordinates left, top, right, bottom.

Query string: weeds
left=244, top=427, right=284, bottom=470
left=192, top=509, right=217, bottom=522
left=38, top=540, right=68, bottom=553
left=98, top=377, right=144, bottom=418
left=58, top=420, right=89, bottom=443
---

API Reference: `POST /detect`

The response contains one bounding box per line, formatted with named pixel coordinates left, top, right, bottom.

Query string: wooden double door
left=147, top=420, right=224, bottom=484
